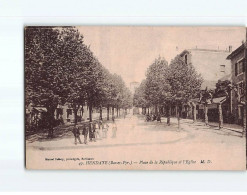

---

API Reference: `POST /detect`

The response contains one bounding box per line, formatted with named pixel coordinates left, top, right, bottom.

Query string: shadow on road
left=30, top=131, right=193, bottom=151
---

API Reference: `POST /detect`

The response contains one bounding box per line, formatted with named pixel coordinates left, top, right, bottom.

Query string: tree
left=168, top=56, right=203, bottom=128
left=199, top=88, right=213, bottom=126
left=133, top=80, right=148, bottom=114
left=145, top=57, right=170, bottom=115
left=25, top=26, right=131, bottom=137
left=120, top=86, right=133, bottom=114
left=25, top=27, right=70, bottom=137
left=59, top=28, right=93, bottom=124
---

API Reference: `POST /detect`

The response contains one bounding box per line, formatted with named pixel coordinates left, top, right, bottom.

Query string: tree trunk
left=178, top=111, right=181, bottom=129
left=73, top=108, right=78, bottom=124
left=148, top=107, right=150, bottom=115
left=177, top=105, right=181, bottom=129
left=155, top=105, right=158, bottom=115
left=167, top=105, right=171, bottom=126
left=204, top=104, right=208, bottom=126
left=175, top=105, right=178, bottom=118
left=117, top=106, right=119, bottom=117
left=218, top=103, right=223, bottom=129
left=46, top=107, right=56, bottom=138
left=107, top=105, right=110, bottom=121
left=100, top=106, right=103, bottom=120
left=112, top=106, right=114, bottom=120
left=192, top=102, right=197, bottom=123
left=89, top=104, right=92, bottom=122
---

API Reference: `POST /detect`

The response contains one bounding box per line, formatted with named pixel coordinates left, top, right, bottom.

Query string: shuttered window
left=235, top=63, right=238, bottom=76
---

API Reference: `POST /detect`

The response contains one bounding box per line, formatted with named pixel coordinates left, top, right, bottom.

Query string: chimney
left=229, top=45, right=232, bottom=52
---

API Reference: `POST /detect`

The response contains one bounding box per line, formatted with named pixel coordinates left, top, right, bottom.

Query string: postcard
left=25, top=26, right=246, bottom=170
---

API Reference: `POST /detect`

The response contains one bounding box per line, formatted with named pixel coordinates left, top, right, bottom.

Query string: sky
left=78, top=26, right=246, bottom=87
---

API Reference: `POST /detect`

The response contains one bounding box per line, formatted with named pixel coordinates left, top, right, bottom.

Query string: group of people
left=145, top=113, right=161, bottom=122
left=72, top=118, right=117, bottom=145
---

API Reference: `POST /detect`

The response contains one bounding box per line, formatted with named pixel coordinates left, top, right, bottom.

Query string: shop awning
left=33, top=107, right=47, bottom=113
left=212, top=96, right=227, bottom=104
left=190, top=98, right=200, bottom=103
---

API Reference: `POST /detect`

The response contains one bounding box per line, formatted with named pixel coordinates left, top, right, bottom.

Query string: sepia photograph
left=25, top=26, right=247, bottom=170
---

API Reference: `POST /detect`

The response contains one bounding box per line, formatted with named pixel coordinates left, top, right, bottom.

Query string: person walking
left=102, top=121, right=109, bottom=138
left=89, top=122, right=95, bottom=142
left=111, top=119, right=117, bottom=138
left=157, top=114, right=161, bottom=123
left=72, top=124, right=82, bottom=145
left=88, top=122, right=94, bottom=142
left=82, top=123, right=89, bottom=144
left=94, top=120, right=100, bottom=140
left=93, top=121, right=98, bottom=141
left=98, top=120, right=103, bottom=139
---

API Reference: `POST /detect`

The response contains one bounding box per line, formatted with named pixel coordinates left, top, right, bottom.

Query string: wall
left=190, top=49, right=231, bottom=83
left=230, top=49, right=245, bottom=125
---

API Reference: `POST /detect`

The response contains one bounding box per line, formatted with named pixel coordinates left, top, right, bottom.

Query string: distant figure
left=153, top=114, right=157, bottom=121
left=89, top=122, right=96, bottom=142
left=102, top=121, right=109, bottom=138
left=145, top=114, right=151, bottom=122
left=157, top=114, right=161, bottom=123
left=72, top=124, right=82, bottom=145
left=93, top=121, right=98, bottom=141
left=98, top=120, right=103, bottom=139
left=111, top=119, right=117, bottom=138
left=82, top=123, right=89, bottom=144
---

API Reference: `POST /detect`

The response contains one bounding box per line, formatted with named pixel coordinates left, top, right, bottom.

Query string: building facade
left=129, top=81, right=140, bottom=94
left=226, top=43, right=246, bottom=126
left=176, top=48, right=232, bottom=122
left=178, top=48, right=231, bottom=89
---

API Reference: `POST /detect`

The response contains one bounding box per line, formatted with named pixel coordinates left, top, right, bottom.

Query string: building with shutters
left=175, top=47, right=232, bottom=121
left=226, top=42, right=246, bottom=126
left=178, top=47, right=232, bottom=90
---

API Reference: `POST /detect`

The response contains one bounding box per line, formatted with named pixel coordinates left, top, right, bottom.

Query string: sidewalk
left=206, top=121, right=243, bottom=133
left=193, top=119, right=243, bottom=133
left=160, top=116, right=244, bottom=135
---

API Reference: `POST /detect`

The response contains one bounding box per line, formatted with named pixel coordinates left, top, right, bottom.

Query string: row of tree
left=25, top=26, right=132, bottom=136
left=134, top=55, right=246, bottom=131
left=133, top=56, right=203, bottom=127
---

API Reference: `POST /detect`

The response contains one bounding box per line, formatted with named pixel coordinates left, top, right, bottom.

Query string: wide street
left=26, top=114, right=246, bottom=170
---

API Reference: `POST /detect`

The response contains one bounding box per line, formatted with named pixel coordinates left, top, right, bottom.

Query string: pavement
left=26, top=114, right=246, bottom=170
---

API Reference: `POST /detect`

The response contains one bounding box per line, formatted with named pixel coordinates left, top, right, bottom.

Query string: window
left=185, top=55, right=188, bottom=64
left=238, top=61, right=244, bottom=74
left=235, top=59, right=245, bottom=76
left=238, top=81, right=244, bottom=95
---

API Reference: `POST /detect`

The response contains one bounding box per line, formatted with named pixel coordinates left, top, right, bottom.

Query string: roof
left=212, top=96, right=227, bottom=104
left=189, top=96, right=227, bottom=104
left=179, top=48, right=230, bottom=57
left=189, top=48, right=230, bottom=53
left=179, top=50, right=190, bottom=57
left=226, top=43, right=245, bottom=60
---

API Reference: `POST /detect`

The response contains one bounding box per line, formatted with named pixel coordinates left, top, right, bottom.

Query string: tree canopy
left=25, top=26, right=132, bottom=128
